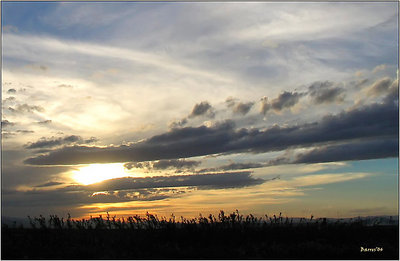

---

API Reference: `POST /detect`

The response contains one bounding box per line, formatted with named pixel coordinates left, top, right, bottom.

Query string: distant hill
left=1, top=216, right=30, bottom=228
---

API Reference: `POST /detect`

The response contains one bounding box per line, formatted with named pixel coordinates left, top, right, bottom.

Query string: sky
left=1, top=2, right=399, bottom=219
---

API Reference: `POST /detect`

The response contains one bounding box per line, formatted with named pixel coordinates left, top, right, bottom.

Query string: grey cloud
left=294, top=138, right=398, bottom=164
left=233, top=102, right=254, bottom=115
left=367, top=77, right=394, bottom=97
left=35, top=181, right=64, bottom=188
left=353, top=78, right=369, bottom=89
left=24, top=100, right=398, bottom=165
left=266, top=155, right=292, bottom=167
left=188, top=101, right=215, bottom=118
left=26, top=135, right=80, bottom=149
left=3, top=172, right=263, bottom=210
left=152, top=159, right=201, bottom=170
left=308, top=81, right=345, bottom=104
left=293, top=139, right=399, bottom=163
left=384, top=80, right=399, bottom=104
left=16, top=130, right=34, bottom=134
left=372, top=64, right=387, bottom=74
left=4, top=97, right=16, bottom=103
left=1, top=129, right=34, bottom=139
left=85, top=136, right=99, bottom=143
left=63, top=135, right=82, bottom=143
left=124, top=159, right=201, bottom=171
left=2, top=164, right=73, bottom=190
left=7, top=89, right=16, bottom=94
left=226, top=97, right=255, bottom=115
left=37, top=120, right=52, bottom=125
left=271, top=91, right=303, bottom=111
left=25, top=135, right=97, bottom=149
left=260, top=96, right=271, bottom=115
left=8, top=104, right=45, bottom=114
left=198, top=162, right=264, bottom=173
left=217, top=162, right=264, bottom=171
left=34, top=149, right=53, bottom=154
left=27, top=64, right=47, bottom=71
left=225, top=97, right=237, bottom=108
left=1, top=120, right=15, bottom=128
left=86, top=171, right=264, bottom=191
left=169, top=118, right=188, bottom=129
left=2, top=132, right=16, bottom=139
left=267, top=138, right=397, bottom=165
left=7, top=107, right=16, bottom=113
left=58, top=84, right=73, bottom=88
left=124, top=162, right=150, bottom=170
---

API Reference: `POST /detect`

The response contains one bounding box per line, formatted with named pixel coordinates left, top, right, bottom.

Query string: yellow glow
left=73, top=163, right=129, bottom=185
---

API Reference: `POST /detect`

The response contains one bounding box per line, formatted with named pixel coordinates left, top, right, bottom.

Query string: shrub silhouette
left=2, top=210, right=399, bottom=259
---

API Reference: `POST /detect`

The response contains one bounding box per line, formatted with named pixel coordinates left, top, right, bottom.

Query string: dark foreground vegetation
left=2, top=211, right=399, bottom=259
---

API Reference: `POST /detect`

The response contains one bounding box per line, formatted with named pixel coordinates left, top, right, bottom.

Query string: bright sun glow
left=73, top=163, right=130, bottom=185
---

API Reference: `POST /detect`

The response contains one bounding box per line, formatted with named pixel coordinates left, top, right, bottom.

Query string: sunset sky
left=1, top=2, right=398, bottom=219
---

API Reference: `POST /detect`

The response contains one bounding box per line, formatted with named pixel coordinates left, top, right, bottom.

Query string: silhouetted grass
left=2, top=210, right=399, bottom=259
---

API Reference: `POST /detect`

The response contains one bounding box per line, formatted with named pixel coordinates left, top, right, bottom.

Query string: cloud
left=188, top=101, right=215, bottom=118
left=1, top=130, right=34, bottom=139
left=3, top=32, right=232, bottom=89
left=233, top=102, right=254, bottom=115
left=4, top=97, right=16, bottom=103
left=125, top=159, right=201, bottom=171
left=3, top=25, right=18, bottom=33
left=57, top=84, right=73, bottom=88
left=16, top=130, right=34, bottom=134
left=198, top=162, right=264, bottom=173
left=37, top=120, right=52, bottom=125
left=4, top=172, right=264, bottom=209
left=35, top=181, right=64, bottom=188
left=367, top=77, right=394, bottom=97
left=384, top=79, right=399, bottom=104
left=372, top=64, right=387, bottom=74
left=308, top=81, right=345, bottom=104
left=84, top=137, right=99, bottom=143
left=293, top=139, right=398, bottom=164
left=124, top=162, right=151, bottom=170
left=2, top=132, right=16, bottom=139
left=7, top=88, right=16, bottom=94
left=169, top=118, right=188, bottom=129
left=260, top=96, right=271, bottom=115
left=25, top=98, right=398, bottom=165
left=353, top=78, right=369, bottom=89
left=226, top=97, right=255, bottom=115
left=24, top=97, right=398, bottom=166
left=25, top=135, right=97, bottom=149
left=271, top=91, right=303, bottom=111
left=269, top=138, right=398, bottom=165
left=26, top=64, right=48, bottom=71
left=291, top=172, right=369, bottom=187
left=8, top=104, right=45, bottom=114
left=1, top=120, right=15, bottom=128
left=86, top=171, right=264, bottom=191
left=225, top=97, right=237, bottom=108
left=152, top=159, right=201, bottom=170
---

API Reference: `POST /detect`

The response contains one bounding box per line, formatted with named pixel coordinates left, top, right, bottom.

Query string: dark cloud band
left=24, top=98, right=398, bottom=165
left=25, top=135, right=98, bottom=149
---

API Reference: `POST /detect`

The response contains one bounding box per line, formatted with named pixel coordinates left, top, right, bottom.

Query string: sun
left=72, top=163, right=130, bottom=185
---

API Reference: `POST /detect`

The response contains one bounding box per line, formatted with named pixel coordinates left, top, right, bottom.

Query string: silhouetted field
left=2, top=211, right=399, bottom=259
